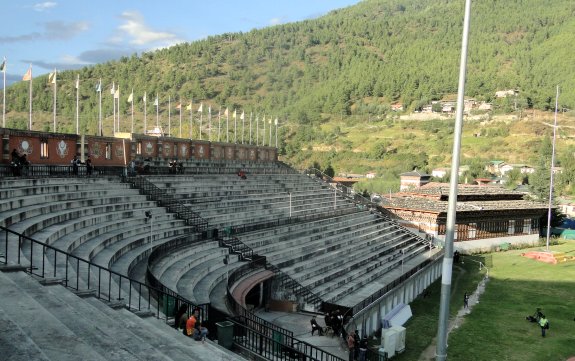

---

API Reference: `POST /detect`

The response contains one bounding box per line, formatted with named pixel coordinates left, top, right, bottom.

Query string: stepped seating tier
left=0, top=270, right=243, bottom=360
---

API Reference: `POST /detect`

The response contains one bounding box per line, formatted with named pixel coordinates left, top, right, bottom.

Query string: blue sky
left=1, top=0, right=361, bottom=87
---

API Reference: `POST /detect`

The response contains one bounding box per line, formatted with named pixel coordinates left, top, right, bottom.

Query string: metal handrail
left=0, top=164, right=126, bottom=178
left=225, top=258, right=345, bottom=361
left=0, top=225, right=209, bottom=321
left=124, top=176, right=209, bottom=232
left=219, top=233, right=323, bottom=309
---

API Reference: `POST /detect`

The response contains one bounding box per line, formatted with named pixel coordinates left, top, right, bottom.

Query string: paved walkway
left=418, top=274, right=489, bottom=360
left=254, top=310, right=349, bottom=360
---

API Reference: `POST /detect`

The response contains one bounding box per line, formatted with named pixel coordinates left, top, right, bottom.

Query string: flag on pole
left=197, top=103, right=203, bottom=112
left=75, top=74, right=79, bottom=89
left=176, top=103, right=181, bottom=110
left=240, top=111, right=245, bottom=120
left=275, top=118, right=278, bottom=125
left=110, top=82, right=115, bottom=94
left=96, top=80, right=101, bottom=92
left=0, top=58, right=5, bottom=72
left=224, top=108, right=229, bottom=117
left=114, top=89, right=119, bottom=99
left=153, top=96, right=158, bottom=106
left=127, top=92, right=133, bottom=103
left=48, top=70, right=56, bottom=84
left=143, top=92, right=147, bottom=103
left=22, top=67, right=32, bottom=81
left=233, top=109, right=237, bottom=119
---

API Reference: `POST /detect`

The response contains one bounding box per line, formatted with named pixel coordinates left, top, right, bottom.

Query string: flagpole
left=52, top=69, right=57, bottom=132
left=218, top=108, right=221, bottom=142
left=199, top=103, right=203, bottom=141
left=179, top=98, right=182, bottom=138
left=249, top=112, right=253, bottom=145
left=269, top=119, right=272, bottom=146
left=29, top=65, right=32, bottom=130
left=98, top=79, right=102, bottom=136
left=256, top=115, right=259, bottom=146
left=241, top=112, right=245, bottom=144
left=155, top=94, right=159, bottom=128
left=112, top=82, right=116, bottom=134
left=189, top=101, right=193, bottom=139
left=2, top=57, right=5, bottom=128
left=131, top=88, right=134, bottom=133
left=143, top=92, right=147, bottom=135
left=275, top=118, right=278, bottom=148
left=168, top=95, right=171, bottom=137
left=226, top=109, right=229, bottom=143
left=208, top=106, right=212, bottom=141
left=234, top=110, right=237, bottom=144
left=117, top=85, right=120, bottom=133
left=263, top=116, right=266, bottom=146
left=75, top=74, right=79, bottom=135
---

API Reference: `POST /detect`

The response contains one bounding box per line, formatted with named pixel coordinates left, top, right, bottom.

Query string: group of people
left=310, top=310, right=345, bottom=337
left=70, top=156, right=93, bottom=176
left=347, top=329, right=368, bottom=361
left=174, top=305, right=209, bottom=342
left=168, top=160, right=184, bottom=174
left=526, top=307, right=550, bottom=337
left=10, top=149, right=30, bottom=176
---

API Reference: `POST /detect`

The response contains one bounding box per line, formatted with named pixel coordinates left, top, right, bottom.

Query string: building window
left=508, top=220, right=515, bottom=235
left=105, top=143, right=112, bottom=160
left=523, top=219, right=531, bottom=234
left=136, top=142, right=142, bottom=155
left=468, top=223, right=477, bottom=239
left=40, top=140, right=49, bottom=159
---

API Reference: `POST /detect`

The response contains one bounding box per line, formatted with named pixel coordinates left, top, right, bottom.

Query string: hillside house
left=400, top=170, right=431, bottom=191
left=495, top=89, right=519, bottom=98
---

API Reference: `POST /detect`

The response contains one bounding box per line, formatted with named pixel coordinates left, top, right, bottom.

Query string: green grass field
left=392, top=240, right=575, bottom=361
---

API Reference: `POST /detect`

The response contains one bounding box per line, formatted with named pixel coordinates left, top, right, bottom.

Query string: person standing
left=539, top=315, right=549, bottom=337
left=359, top=335, right=368, bottom=361
left=347, top=332, right=355, bottom=361
left=85, top=156, right=93, bottom=176
left=464, top=292, right=469, bottom=309
left=71, top=156, right=80, bottom=176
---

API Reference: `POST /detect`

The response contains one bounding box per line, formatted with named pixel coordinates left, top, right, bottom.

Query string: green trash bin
left=272, top=330, right=283, bottom=354
left=500, top=242, right=510, bottom=251
left=216, top=321, right=234, bottom=350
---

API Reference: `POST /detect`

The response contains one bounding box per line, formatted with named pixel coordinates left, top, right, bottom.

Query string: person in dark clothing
left=71, top=156, right=80, bottom=176
left=354, top=330, right=360, bottom=360
left=85, top=156, right=93, bottom=176
left=359, top=335, right=368, bottom=361
left=174, top=304, right=188, bottom=330
left=464, top=292, right=469, bottom=309
left=310, top=316, right=323, bottom=336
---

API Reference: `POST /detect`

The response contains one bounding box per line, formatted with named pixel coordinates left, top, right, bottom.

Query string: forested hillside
left=3, top=0, right=575, bottom=195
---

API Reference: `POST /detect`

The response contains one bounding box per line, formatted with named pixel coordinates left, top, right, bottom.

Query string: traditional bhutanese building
left=380, top=182, right=548, bottom=247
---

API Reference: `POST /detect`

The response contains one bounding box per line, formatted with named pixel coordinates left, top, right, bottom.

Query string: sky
left=0, top=0, right=361, bottom=87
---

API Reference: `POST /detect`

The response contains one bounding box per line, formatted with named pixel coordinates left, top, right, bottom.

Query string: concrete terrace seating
left=148, top=240, right=243, bottom=305
left=0, top=269, right=242, bottom=361
left=236, top=199, right=432, bottom=306
left=147, top=174, right=355, bottom=229
left=0, top=177, right=194, bottom=285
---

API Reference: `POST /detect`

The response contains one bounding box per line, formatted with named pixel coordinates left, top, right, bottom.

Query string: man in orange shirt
left=186, top=309, right=199, bottom=336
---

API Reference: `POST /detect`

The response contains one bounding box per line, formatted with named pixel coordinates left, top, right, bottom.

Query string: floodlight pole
left=435, top=1, right=472, bottom=360
left=545, top=86, right=559, bottom=252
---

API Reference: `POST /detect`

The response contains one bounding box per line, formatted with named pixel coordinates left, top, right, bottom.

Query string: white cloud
left=117, top=11, right=182, bottom=47
left=32, top=2, right=57, bottom=12
left=0, top=21, right=89, bottom=44
left=269, top=17, right=283, bottom=26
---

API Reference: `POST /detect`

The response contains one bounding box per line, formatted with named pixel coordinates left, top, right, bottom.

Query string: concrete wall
left=346, top=256, right=443, bottom=336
